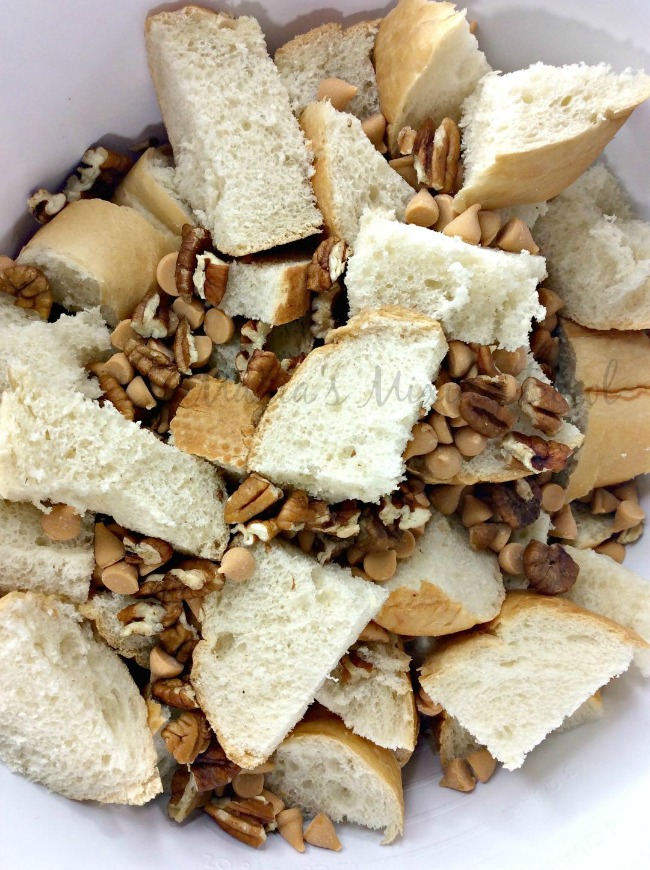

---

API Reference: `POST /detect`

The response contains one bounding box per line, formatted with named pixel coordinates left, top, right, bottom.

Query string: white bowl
left=1, top=1, right=650, bottom=867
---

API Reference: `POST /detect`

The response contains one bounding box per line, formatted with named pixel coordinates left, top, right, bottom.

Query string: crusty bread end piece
left=78, top=592, right=159, bottom=668
left=0, top=592, right=161, bottom=804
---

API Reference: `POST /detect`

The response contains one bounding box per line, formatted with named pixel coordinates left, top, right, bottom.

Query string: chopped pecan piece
left=482, top=479, right=542, bottom=529
left=413, top=117, right=460, bottom=192
left=151, top=676, right=199, bottom=710
left=161, top=710, right=212, bottom=764
left=131, top=290, right=175, bottom=339
left=173, top=317, right=196, bottom=375
left=519, top=378, right=570, bottom=436
left=502, top=432, right=572, bottom=473
left=123, top=338, right=180, bottom=390
left=27, top=188, right=67, bottom=224
left=168, top=768, right=210, bottom=823
left=305, top=237, right=349, bottom=293
left=461, top=374, right=521, bottom=405
left=397, top=125, right=417, bottom=155
left=158, top=617, right=198, bottom=664
left=176, top=224, right=212, bottom=300
left=123, top=535, right=174, bottom=575
left=194, top=252, right=229, bottom=306
left=523, top=540, right=579, bottom=594
left=476, top=345, right=499, bottom=377
left=311, top=282, right=343, bottom=339
left=88, top=363, right=135, bottom=421
left=242, top=349, right=289, bottom=399
left=468, top=522, right=499, bottom=551
left=276, top=490, right=316, bottom=532
left=168, top=558, right=223, bottom=592
left=0, top=264, right=53, bottom=320
left=63, top=146, right=133, bottom=201
left=204, top=801, right=267, bottom=849
left=191, top=739, right=241, bottom=791
left=459, top=392, right=516, bottom=438
left=224, top=474, right=284, bottom=524
left=117, top=600, right=182, bottom=636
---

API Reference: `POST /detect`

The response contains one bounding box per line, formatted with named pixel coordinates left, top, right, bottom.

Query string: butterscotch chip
left=150, top=646, right=184, bottom=681
left=611, top=481, right=639, bottom=504
left=492, top=346, right=527, bottom=376
left=440, top=758, right=476, bottom=792
left=172, top=296, right=205, bottom=330
left=232, top=772, right=265, bottom=799
left=102, top=559, right=140, bottom=594
left=388, top=154, right=418, bottom=188
left=41, top=504, right=82, bottom=541
left=489, top=523, right=511, bottom=553
left=443, top=203, right=482, bottom=245
left=304, top=813, right=342, bottom=852
left=594, top=540, right=626, bottom=563
left=454, top=428, right=487, bottom=458
left=0, top=255, right=14, bottom=271
left=433, top=194, right=458, bottom=231
left=171, top=377, right=263, bottom=475
left=157, top=252, right=180, bottom=296
left=363, top=549, right=398, bottom=582
left=495, top=217, right=539, bottom=254
left=405, top=189, right=439, bottom=227
left=467, top=748, right=497, bottom=783
left=219, top=547, right=256, bottom=582
left=552, top=504, right=578, bottom=539
left=612, top=499, right=645, bottom=532
left=498, top=542, right=525, bottom=576
left=261, top=789, right=285, bottom=816
left=126, top=375, right=157, bottom=410
left=429, top=484, right=464, bottom=515
left=433, top=382, right=461, bottom=417
left=192, top=335, right=213, bottom=368
left=461, top=494, right=493, bottom=528
left=541, top=483, right=565, bottom=514
left=446, top=340, right=476, bottom=378
left=425, top=445, right=462, bottom=480
left=361, top=112, right=387, bottom=152
left=111, top=319, right=141, bottom=351
left=94, top=521, right=126, bottom=568
left=394, top=529, right=416, bottom=559
left=277, top=807, right=305, bottom=853
left=204, top=307, right=235, bottom=345
left=430, top=412, right=454, bottom=444
left=404, top=421, right=438, bottom=459
left=478, top=210, right=501, bottom=246
left=537, top=286, right=564, bottom=316
left=317, top=77, right=358, bottom=110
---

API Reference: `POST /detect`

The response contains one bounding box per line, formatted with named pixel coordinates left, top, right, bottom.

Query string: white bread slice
left=220, top=255, right=310, bottom=325
left=191, top=540, right=387, bottom=768
left=299, top=102, right=413, bottom=246
left=345, top=211, right=546, bottom=350
left=569, top=504, right=615, bottom=550
left=0, top=306, right=110, bottom=399
left=534, top=165, right=650, bottom=329
left=420, top=591, right=646, bottom=770
left=0, top=370, right=229, bottom=559
left=113, top=146, right=195, bottom=237
left=0, top=500, right=93, bottom=603
left=564, top=547, right=650, bottom=677
left=145, top=7, right=321, bottom=256
left=17, top=200, right=176, bottom=326
left=315, top=639, right=418, bottom=755
left=266, top=716, right=404, bottom=844
left=557, top=318, right=650, bottom=500
left=455, top=64, right=650, bottom=211
left=376, top=511, right=505, bottom=636
left=275, top=20, right=381, bottom=120
left=248, top=306, right=448, bottom=503
left=0, top=591, right=161, bottom=804
left=374, top=0, right=490, bottom=154
left=78, top=592, right=157, bottom=668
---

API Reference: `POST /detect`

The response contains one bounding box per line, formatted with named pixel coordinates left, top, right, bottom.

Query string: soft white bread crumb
left=0, top=370, right=229, bottom=559
left=266, top=716, right=404, bottom=844
left=375, top=511, right=505, bottom=636
left=113, top=146, right=195, bottom=237
left=456, top=63, right=650, bottom=211
left=420, top=592, right=645, bottom=769
left=275, top=20, right=381, bottom=119
left=17, top=200, right=176, bottom=326
left=0, top=500, right=93, bottom=603
left=191, top=541, right=387, bottom=768
left=220, top=256, right=310, bottom=325
left=556, top=692, right=604, bottom=734
left=0, top=591, right=161, bottom=804
left=300, top=102, right=413, bottom=246
left=498, top=201, right=549, bottom=228
left=534, top=165, right=650, bottom=329
left=346, top=211, right=546, bottom=351
left=78, top=592, right=158, bottom=668
left=564, top=547, right=650, bottom=677
left=248, top=306, right=448, bottom=503
left=0, top=306, right=110, bottom=399
left=145, top=7, right=321, bottom=256
left=315, top=639, right=417, bottom=754
left=374, top=0, right=490, bottom=154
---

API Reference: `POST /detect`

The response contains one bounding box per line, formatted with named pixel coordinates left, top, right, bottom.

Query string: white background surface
left=1, top=1, right=650, bottom=868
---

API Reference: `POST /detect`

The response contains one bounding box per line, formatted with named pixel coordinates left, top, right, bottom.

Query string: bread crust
left=376, top=579, right=496, bottom=637
left=560, top=318, right=650, bottom=391
left=273, top=261, right=310, bottom=324
left=300, top=102, right=339, bottom=237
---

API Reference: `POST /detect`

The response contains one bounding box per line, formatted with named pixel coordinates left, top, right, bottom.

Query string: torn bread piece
left=345, top=211, right=546, bottom=350
left=248, top=307, right=448, bottom=503
left=113, top=145, right=195, bottom=237
left=374, top=0, right=490, bottom=154
left=564, top=546, right=650, bottom=676
left=0, top=500, right=94, bottom=603
left=0, top=591, right=161, bottom=804
left=315, top=638, right=418, bottom=759
left=421, top=592, right=646, bottom=770
left=0, top=370, right=229, bottom=559
left=171, top=377, right=265, bottom=476
left=534, top=165, right=650, bottom=329
left=191, top=541, right=387, bottom=768
left=78, top=592, right=158, bottom=668
left=17, top=200, right=176, bottom=326
left=220, top=255, right=310, bottom=326
left=300, top=102, right=413, bottom=246
left=275, top=20, right=381, bottom=120
left=266, top=716, right=404, bottom=844
left=455, top=63, right=650, bottom=211
left=145, top=7, right=321, bottom=256
left=375, top=511, right=505, bottom=636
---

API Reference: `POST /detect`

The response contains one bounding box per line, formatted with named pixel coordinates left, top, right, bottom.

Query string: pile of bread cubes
left=2, top=0, right=650, bottom=854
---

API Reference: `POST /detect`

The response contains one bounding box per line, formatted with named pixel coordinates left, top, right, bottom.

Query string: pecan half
left=482, top=479, right=542, bottom=529
left=523, top=540, right=579, bottom=594
left=176, top=224, right=212, bottom=300
left=123, top=535, right=174, bottom=575
left=27, top=188, right=67, bottom=224
left=204, top=801, right=267, bottom=849
left=63, top=146, right=133, bottom=201
left=161, top=710, right=212, bottom=764
left=519, top=378, right=569, bottom=436
left=461, top=374, right=521, bottom=405
left=459, top=392, right=516, bottom=438
left=194, top=252, right=229, bottom=306
left=305, top=237, right=349, bottom=293
left=476, top=345, right=499, bottom=377
left=151, top=676, right=199, bottom=710
left=88, top=363, right=135, bottom=421
left=224, top=474, right=284, bottom=524
left=242, top=349, right=289, bottom=399
left=413, top=117, right=460, bottom=192
left=276, top=490, right=315, bottom=532
left=191, top=739, right=241, bottom=791
left=123, top=338, right=180, bottom=390
left=0, top=264, right=53, bottom=319
left=173, top=317, right=196, bottom=375
left=131, top=290, right=175, bottom=339
left=168, top=768, right=210, bottom=823
left=502, top=432, right=572, bottom=473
